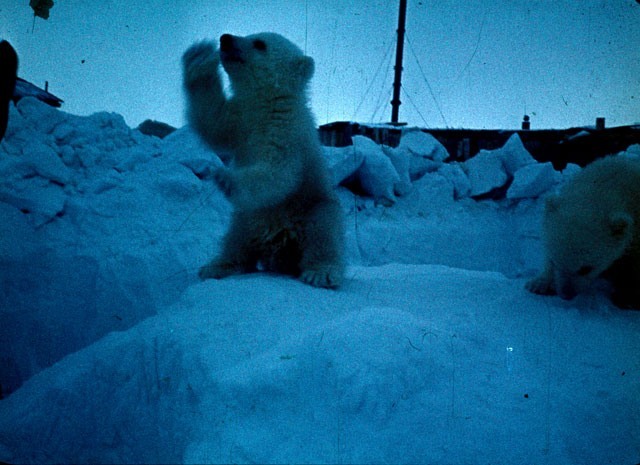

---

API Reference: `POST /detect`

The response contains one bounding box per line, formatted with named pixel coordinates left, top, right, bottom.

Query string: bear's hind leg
left=298, top=200, right=345, bottom=289
left=199, top=219, right=258, bottom=281
left=526, top=260, right=557, bottom=296
left=605, top=256, right=640, bottom=310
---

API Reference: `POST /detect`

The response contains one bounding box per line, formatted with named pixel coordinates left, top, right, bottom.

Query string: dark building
left=13, top=77, right=63, bottom=108
left=319, top=119, right=640, bottom=170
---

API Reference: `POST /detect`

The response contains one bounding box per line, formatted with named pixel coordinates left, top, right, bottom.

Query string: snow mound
left=162, top=126, right=224, bottom=178
left=0, top=98, right=228, bottom=394
left=438, top=162, right=471, bottom=199
left=351, top=135, right=400, bottom=206
left=464, top=148, right=509, bottom=197
left=323, top=144, right=364, bottom=187
left=397, top=129, right=449, bottom=177
left=1, top=266, right=637, bottom=465
left=507, top=162, right=560, bottom=199
left=2, top=100, right=639, bottom=465
left=462, top=133, right=555, bottom=199
left=499, top=132, right=537, bottom=176
left=328, top=131, right=558, bottom=203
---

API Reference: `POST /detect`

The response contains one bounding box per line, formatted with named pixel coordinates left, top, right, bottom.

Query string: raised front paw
left=182, top=41, right=220, bottom=90
left=213, top=167, right=233, bottom=197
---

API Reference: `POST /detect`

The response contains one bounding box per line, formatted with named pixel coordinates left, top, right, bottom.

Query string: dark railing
left=319, top=121, right=640, bottom=170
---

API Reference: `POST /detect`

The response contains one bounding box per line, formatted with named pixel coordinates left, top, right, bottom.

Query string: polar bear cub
left=526, top=156, right=640, bottom=308
left=182, top=32, right=344, bottom=288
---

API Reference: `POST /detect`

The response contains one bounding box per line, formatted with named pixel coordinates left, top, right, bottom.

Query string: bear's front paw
left=300, top=265, right=343, bottom=289
left=525, top=275, right=556, bottom=296
left=213, top=167, right=233, bottom=197
left=183, top=41, right=220, bottom=90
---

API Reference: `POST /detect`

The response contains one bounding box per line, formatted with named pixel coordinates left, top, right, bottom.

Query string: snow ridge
left=1, top=99, right=638, bottom=464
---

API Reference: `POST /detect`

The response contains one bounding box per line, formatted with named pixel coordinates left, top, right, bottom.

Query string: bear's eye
left=253, top=40, right=267, bottom=51
left=577, top=265, right=594, bottom=276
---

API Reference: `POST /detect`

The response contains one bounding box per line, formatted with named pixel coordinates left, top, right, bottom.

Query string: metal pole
left=391, top=0, right=407, bottom=125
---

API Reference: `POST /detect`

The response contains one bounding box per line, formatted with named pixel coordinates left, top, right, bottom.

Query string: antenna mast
left=390, top=0, right=407, bottom=125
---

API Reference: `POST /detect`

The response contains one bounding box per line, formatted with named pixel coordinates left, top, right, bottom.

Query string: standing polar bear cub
left=527, top=156, right=640, bottom=309
left=183, top=32, right=345, bottom=288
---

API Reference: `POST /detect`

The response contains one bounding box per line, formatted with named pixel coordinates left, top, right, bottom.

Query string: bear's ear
left=295, top=56, right=315, bottom=82
left=609, top=212, right=633, bottom=240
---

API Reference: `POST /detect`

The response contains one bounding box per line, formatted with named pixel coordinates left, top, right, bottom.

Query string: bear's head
left=543, top=195, right=634, bottom=299
left=218, top=32, right=314, bottom=97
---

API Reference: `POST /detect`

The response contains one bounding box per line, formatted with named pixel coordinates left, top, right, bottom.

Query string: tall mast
left=390, top=0, right=407, bottom=125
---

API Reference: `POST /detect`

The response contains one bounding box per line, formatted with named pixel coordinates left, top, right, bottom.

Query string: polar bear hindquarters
left=198, top=194, right=344, bottom=288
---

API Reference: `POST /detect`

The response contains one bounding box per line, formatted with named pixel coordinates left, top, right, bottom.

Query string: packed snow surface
left=1, top=98, right=638, bottom=464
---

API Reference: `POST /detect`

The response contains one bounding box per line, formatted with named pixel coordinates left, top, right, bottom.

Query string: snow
left=464, top=149, right=509, bottom=197
left=498, top=132, right=537, bottom=176
left=462, top=133, right=541, bottom=199
left=0, top=98, right=638, bottom=464
left=351, top=135, right=400, bottom=206
left=507, top=162, right=560, bottom=200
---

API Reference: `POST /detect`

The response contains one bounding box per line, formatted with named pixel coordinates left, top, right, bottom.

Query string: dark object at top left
left=0, top=40, right=18, bottom=143
left=30, top=0, right=55, bottom=20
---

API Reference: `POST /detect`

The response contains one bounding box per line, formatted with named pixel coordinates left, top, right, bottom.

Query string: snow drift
left=0, top=98, right=638, bottom=464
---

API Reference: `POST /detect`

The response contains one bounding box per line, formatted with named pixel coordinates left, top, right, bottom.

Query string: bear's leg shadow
left=298, top=200, right=345, bottom=289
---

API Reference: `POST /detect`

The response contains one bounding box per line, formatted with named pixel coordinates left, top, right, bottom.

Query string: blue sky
left=2, top=0, right=639, bottom=129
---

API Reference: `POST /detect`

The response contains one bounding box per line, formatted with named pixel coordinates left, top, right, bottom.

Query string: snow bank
left=507, top=162, right=560, bottom=199
left=0, top=98, right=228, bottom=394
left=1, top=266, right=638, bottom=464
left=1, top=99, right=638, bottom=464
left=0, top=99, right=570, bottom=396
left=462, top=133, right=541, bottom=198
left=351, top=135, right=400, bottom=206
left=339, top=131, right=560, bottom=204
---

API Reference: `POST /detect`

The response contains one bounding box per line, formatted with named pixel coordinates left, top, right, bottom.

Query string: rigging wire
left=304, top=0, right=308, bottom=55
left=351, top=35, right=395, bottom=122
left=405, top=32, right=449, bottom=128
left=323, top=18, right=339, bottom=124
left=400, top=83, right=430, bottom=128
left=454, top=14, right=486, bottom=83
left=369, top=42, right=396, bottom=123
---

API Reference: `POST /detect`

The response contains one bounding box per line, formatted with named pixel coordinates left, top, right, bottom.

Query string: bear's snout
left=220, top=34, right=235, bottom=51
left=220, top=34, right=244, bottom=64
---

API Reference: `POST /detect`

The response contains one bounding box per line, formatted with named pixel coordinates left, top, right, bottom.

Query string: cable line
left=405, top=32, right=449, bottom=128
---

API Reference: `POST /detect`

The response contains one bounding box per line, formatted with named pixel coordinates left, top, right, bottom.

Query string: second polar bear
left=182, top=32, right=344, bottom=288
left=526, top=156, right=640, bottom=308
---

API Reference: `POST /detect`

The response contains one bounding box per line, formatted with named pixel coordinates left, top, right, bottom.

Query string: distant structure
left=318, top=118, right=640, bottom=170
left=390, top=0, right=407, bottom=125
left=137, top=119, right=176, bottom=139
left=321, top=3, right=639, bottom=170
left=13, top=77, right=63, bottom=107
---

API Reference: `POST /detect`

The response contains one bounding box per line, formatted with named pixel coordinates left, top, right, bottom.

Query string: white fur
left=183, top=32, right=344, bottom=288
left=526, top=156, right=640, bottom=308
